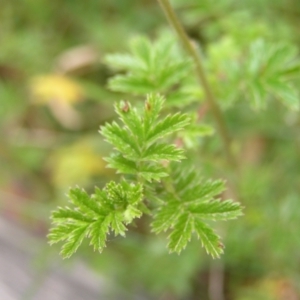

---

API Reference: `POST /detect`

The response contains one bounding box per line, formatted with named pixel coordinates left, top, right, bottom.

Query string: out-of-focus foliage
left=1, top=0, right=300, bottom=299
left=208, top=38, right=300, bottom=109
left=47, top=139, right=107, bottom=188
left=105, top=33, right=201, bottom=107
left=30, top=75, right=84, bottom=104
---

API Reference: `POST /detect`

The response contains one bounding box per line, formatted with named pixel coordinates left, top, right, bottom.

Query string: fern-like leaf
left=100, top=94, right=190, bottom=182
left=151, top=165, right=243, bottom=257
left=48, top=181, right=143, bottom=258
left=168, top=213, right=193, bottom=254
left=105, top=35, right=191, bottom=95
left=194, top=219, right=223, bottom=258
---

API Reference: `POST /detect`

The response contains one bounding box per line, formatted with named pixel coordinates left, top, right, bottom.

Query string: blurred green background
left=1, top=0, right=300, bottom=299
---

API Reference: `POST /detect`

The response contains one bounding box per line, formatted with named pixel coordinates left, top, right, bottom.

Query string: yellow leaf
left=30, top=74, right=84, bottom=104
left=48, top=139, right=108, bottom=188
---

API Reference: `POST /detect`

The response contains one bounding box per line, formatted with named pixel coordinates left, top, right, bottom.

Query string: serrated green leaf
left=168, top=214, right=193, bottom=254
left=191, top=180, right=226, bottom=201
left=115, top=101, right=144, bottom=143
left=124, top=205, right=142, bottom=223
left=246, top=40, right=300, bottom=110
left=209, top=38, right=300, bottom=110
left=194, top=219, right=223, bottom=258
left=146, top=113, right=190, bottom=144
left=170, top=165, right=226, bottom=202
left=49, top=180, right=145, bottom=258
left=138, top=164, right=169, bottom=182
left=106, top=181, right=128, bottom=207
left=150, top=165, right=243, bottom=258
left=100, top=94, right=189, bottom=182
left=105, top=180, right=143, bottom=207
left=141, top=143, right=185, bottom=161
left=157, top=61, right=191, bottom=89
left=89, top=217, right=110, bottom=252
left=60, top=224, right=90, bottom=259
left=152, top=201, right=180, bottom=233
left=48, top=223, right=79, bottom=245
left=104, top=153, right=137, bottom=174
left=172, top=166, right=198, bottom=194
left=51, top=207, right=93, bottom=223
left=189, top=199, right=243, bottom=221
left=109, top=213, right=127, bottom=236
left=100, top=121, right=140, bottom=158
left=108, top=75, right=157, bottom=94
left=92, top=187, right=111, bottom=211
left=178, top=179, right=226, bottom=203
left=105, top=35, right=191, bottom=95
left=130, top=36, right=152, bottom=68
left=143, top=94, right=164, bottom=135
left=125, top=182, right=143, bottom=205
left=69, top=188, right=103, bottom=216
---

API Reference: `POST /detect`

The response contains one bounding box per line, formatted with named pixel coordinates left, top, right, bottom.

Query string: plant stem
left=208, top=260, right=225, bottom=300
left=157, top=0, right=235, bottom=168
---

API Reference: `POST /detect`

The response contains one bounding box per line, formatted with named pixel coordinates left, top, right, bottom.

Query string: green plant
left=42, top=0, right=300, bottom=298
left=48, top=94, right=242, bottom=259
left=48, top=0, right=247, bottom=261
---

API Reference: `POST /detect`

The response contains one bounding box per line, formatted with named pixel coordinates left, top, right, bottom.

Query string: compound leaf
left=49, top=181, right=144, bottom=258
left=194, top=219, right=223, bottom=258
left=168, top=213, right=193, bottom=254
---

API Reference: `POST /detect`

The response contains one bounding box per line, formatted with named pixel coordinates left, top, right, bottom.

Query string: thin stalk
left=208, top=260, right=225, bottom=300
left=157, top=0, right=235, bottom=168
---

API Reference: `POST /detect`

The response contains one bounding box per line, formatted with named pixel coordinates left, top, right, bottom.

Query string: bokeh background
left=1, top=0, right=300, bottom=299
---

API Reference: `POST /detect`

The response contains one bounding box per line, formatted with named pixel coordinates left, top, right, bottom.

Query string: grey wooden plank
left=0, top=217, right=106, bottom=300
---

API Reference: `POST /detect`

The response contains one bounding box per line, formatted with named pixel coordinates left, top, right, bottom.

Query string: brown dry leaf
left=54, top=45, right=99, bottom=75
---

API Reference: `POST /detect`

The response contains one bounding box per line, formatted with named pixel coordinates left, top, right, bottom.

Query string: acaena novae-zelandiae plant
left=47, top=0, right=257, bottom=260
left=48, top=94, right=243, bottom=259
